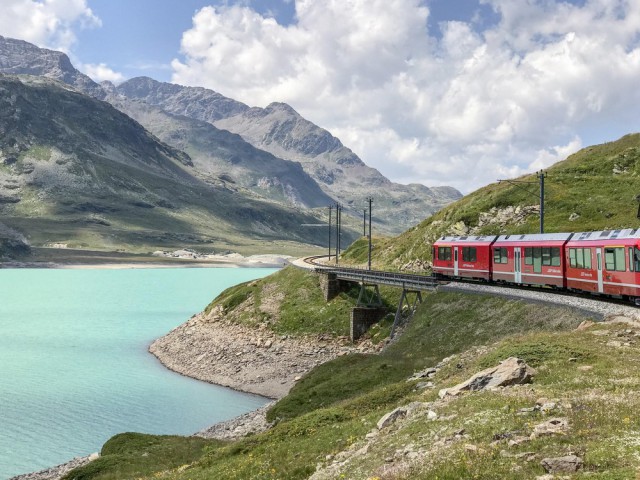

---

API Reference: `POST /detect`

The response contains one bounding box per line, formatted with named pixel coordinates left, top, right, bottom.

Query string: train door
left=514, top=247, right=522, bottom=284
left=596, top=247, right=604, bottom=293
left=454, top=247, right=459, bottom=276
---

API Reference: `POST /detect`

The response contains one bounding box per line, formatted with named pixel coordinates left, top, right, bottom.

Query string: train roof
left=569, top=229, right=640, bottom=242
left=495, top=233, right=573, bottom=243
left=436, top=235, right=498, bottom=243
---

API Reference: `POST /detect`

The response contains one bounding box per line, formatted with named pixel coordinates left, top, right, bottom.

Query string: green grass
left=205, top=266, right=399, bottom=337
left=62, top=433, right=222, bottom=480
left=341, top=133, right=640, bottom=270
left=65, top=292, right=611, bottom=480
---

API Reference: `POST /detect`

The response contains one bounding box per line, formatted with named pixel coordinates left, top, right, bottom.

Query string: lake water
left=0, top=267, right=276, bottom=479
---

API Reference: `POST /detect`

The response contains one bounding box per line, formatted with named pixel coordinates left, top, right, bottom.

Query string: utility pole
left=538, top=170, right=546, bottom=234
left=334, top=203, right=341, bottom=264
left=367, top=197, right=373, bottom=270
left=363, top=209, right=366, bottom=237
left=498, top=170, right=547, bottom=234
left=328, top=205, right=332, bottom=260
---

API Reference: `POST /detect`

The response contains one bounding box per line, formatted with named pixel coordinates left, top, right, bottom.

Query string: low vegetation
left=205, top=266, right=400, bottom=337
left=62, top=134, right=640, bottom=479
left=65, top=291, right=640, bottom=480
left=343, top=133, right=640, bottom=270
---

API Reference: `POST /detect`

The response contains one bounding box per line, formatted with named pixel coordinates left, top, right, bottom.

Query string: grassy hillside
left=0, top=76, right=353, bottom=257
left=343, top=133, right=640, bottom=269
left=63, top=291, right=640, bottom=480
left=203, top=266, right=400, bottom=338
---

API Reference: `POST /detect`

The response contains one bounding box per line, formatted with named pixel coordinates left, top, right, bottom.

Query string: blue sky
left=0, top=0, right=638, bottom=194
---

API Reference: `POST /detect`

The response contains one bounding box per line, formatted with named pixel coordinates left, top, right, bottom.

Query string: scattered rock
left=541, top=455, right=583, bottom=474
left=531, top=418, right=569, bottom=438
left=569, top=212, right=580, bottom=221
left=377, top=407, right=408, bottom=430
left=439, top=357, right=536, bottom=398
left=575, top=320, right=595, bottom=331
left=508, top=436, right=531, bottom=447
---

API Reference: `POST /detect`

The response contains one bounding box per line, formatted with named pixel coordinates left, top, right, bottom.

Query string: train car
left=565, top=229, right=640, bottom=303
left=491, top=233, right=572, bottom=288
left=432, top=235, right=497, bottom=281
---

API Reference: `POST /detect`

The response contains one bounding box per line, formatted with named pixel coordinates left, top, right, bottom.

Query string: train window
left=437, top=247, right=452, bottom=261
left=524, top=248, right=533, bottom=265
left=542, top=247, right=551, bottom=266
left=533, top=248, right=542, bottom=273
left=605, top=247, right=626, bottom=271
left=570, top=248, right=592, bottom=269
left=551, top=247, right=561, bottom=266
left=494, top=247, right=508, bottom=264
left=635, top=247, right=640, bottom=272
left=584, top=249, right=592, bottom=269
left=462, top=247, right=477, bottom=262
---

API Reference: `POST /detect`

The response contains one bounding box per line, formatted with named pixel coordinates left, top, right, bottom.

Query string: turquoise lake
left=0, top=267, right=276, bottom=479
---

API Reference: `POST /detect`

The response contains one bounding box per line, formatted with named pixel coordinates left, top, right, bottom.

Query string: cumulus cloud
left=81, top=62, right=125, bottom=84
left=0, top=0, right=100, bottom=51
left=172, top=0, right=640, bottom=193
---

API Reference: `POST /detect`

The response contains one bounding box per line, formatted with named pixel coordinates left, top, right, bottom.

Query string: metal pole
left=335, top=203, right=340, bottom=264
left=368, top=197, right=373, bottom=270
left=338, top=204, right=341, bottom=264
left=363, top=209, right=366, bottom=237
left=540, top=172, right=544, bottom=234
left=328, top=205, right=332, bottom=259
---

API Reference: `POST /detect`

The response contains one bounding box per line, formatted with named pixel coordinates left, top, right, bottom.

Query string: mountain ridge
left=0, top=74, right=342, bottom=256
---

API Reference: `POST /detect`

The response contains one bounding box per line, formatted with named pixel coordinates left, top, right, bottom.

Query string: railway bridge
left=299, top=257, right=442, bottom=341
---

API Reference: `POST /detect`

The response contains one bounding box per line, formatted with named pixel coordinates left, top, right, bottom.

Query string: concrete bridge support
left=351, top=307, right=387, bottom=341
left=319, top=273, right=351, bottom=301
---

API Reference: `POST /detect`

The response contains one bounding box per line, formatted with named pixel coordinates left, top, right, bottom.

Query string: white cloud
left=81, top=62, right=125, bottom=84
left=172, top=0, right=640, bottom=193
left=0, top=0, right=100, bottom=52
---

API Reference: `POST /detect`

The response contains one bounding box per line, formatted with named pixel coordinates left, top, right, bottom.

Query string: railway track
left=301, top=255, right=640, bottom=317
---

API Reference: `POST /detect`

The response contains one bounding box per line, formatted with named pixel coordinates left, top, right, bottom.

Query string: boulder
left=439, top=357, right=536, bottom=398
left=541, top=455, right=583, bottom=473
left=377, top=407, right=407, bottom=429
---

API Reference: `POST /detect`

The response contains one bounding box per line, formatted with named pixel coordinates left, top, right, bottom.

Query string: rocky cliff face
left=0, top=36, right=104, bottom=99
left=106, top=94, right=334, bottom=209
left=115, top=76, right=249, bottom=122
left=116, top=78, right=462, bottom=233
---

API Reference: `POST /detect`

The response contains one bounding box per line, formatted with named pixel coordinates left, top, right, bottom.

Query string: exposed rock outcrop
left=439, top=357, right=536, bottom=398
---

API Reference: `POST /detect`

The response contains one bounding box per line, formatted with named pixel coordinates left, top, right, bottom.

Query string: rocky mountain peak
left=116, top=76, right=249, bottom=123
left=0, top=35, right=105, bottom=99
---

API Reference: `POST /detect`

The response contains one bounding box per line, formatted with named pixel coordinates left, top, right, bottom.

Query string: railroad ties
left=314, top=264, right=441, bottom=341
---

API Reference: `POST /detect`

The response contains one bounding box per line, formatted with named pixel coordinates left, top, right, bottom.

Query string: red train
left=432, top=229, right=640, bottom=305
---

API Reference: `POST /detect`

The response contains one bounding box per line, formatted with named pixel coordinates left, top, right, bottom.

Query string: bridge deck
left=315, top=265, right=440, bottom=291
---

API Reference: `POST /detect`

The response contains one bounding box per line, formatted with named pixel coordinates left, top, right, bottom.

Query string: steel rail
left=303, top=255, right=441, bottom=291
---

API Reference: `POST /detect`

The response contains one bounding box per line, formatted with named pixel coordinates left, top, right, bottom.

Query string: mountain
left=115, top=77, right=462, bottom=233
left=342, top=133, right=640, bottom=269
left=0, top=36, right=461, bottom=252
left=105, top=92, right=334, bottom=209
left=0, top=35, right=104, bottom=99
left=0, top=75, right=340, bottom=255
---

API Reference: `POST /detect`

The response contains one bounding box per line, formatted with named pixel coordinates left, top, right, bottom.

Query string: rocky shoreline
left=8, top=454, right=99, bottom=480
left=149, top=305, right=380, bottom=399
